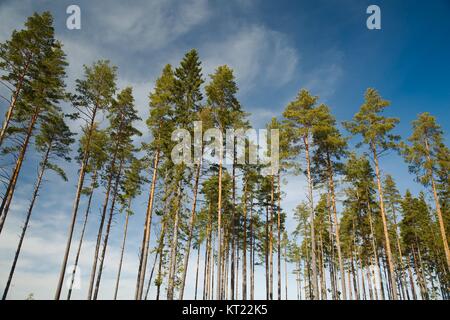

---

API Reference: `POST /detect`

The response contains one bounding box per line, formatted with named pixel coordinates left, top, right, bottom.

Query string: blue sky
left=0, top=0, right=449, bottom=300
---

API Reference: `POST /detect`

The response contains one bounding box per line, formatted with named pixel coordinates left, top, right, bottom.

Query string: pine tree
left=205, top=65, right=241, bottom=299
left=90, top=87, right=141, bottom=299
left=2, top=112, right=73, bottom=299
left=344, top=88, right=400, bottom=299
left=67, top=125, right=109, bottom=300
left=174, top=49, right=207, bottom=300
left=0, top=12, right=59, bottom=146
left=135, top=64, right=175, bottom=299
left=114, top=158, right=145, bottom=299
left=55, top=60, right=116, bottom=299
left=312, top=105, right=348, bottom=299
left=282, top=89, right=326, bottom=299
left=402, top=112, right=450, bottom=269
left=0, top=22, right=67, bottom=235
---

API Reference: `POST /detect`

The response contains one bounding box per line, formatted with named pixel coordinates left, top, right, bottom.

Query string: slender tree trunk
left=179, top=155, right=202, bottom=299
left=230, top=147, right=236, bottom=300
left=144, top=248, right=159, bottom=300
left=0, top=58, right=30, bottom=147
left=265, top=205, right=269, bottom=299
left=415, top=243, right=429, bottom=299
left=406, top=256, right=418, bottom=300
left=304, top=134, right=319, bottom=299
left=242, top=180, right=248, bottom=300
left=2, top=144, right=49, bottom=300
left=204, top=202, right=212, bottom=300
left=135, top=148, right=160, bottom=299
left=347, top=261, right=353, bottom=300
left=277, top=175, right=282, bottom=300
left=87, top=149, right=119, bottom=299
left=367, top=192, right=385, bottom=300
left=371, top=143, right=398, bottom=299
left=249, top=200, right=254, bottom=300
left=296, top=261, right=301, bottom=300
left=203, top=224, right=210, bottom=300
left=216, top=153, right=223, bottom=300
left=145, top=218, right=167, bottom=300
left=211, top=233, right=215, bottom=300
left=269, top=175, right=274, bottom=300
left=391, top=205, right=409, bottom=300
left=358, top=249, right=366, bottom=300
left=319, top=231, right=327, bottom=299
left=194, top=243, right=201, bottom=300
left=284, top=238, right=288, bottom=300
left=155, top=233, right=165, bottom=301
left=114, top=199, right=132, bottom=300
left=327, top=154, right=346, bottom=300
left=167, top=181, right=182, bottom=300
left=55, top=106, right=98, bottom=299
left=67, top=171, right=97, bottom=300
left=93, top=158, right=124, bottom=299
left=326, top=192, right=337, bottom=300
left=0, top=106, right=39, bottom=234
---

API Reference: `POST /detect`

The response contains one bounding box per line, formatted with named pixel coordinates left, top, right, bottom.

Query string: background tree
left=312, top=104, right=348, bottom=300
left=67, top=125, right=109, bottom=300
left=283, top=89, right=327, bottom=299
left=55, top=60, right=116, bottom=299
left=0, top=12, right=59, bottom=146
left=90, top=87, right=141, bottom=299
left=402, top=112, right=450, bottom=269
left=344, top=88, right=400, bottom=299
left=114, top=157, right=145, bottom=299
left=135, top=64, right=175, bottom=299
left=2, top=113, right=73, bottom=299
left=0, top=25, right=67, bottom=235
left=205, top=65, right=242, bottom=299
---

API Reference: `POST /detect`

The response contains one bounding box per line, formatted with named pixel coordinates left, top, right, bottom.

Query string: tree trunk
left=93, top=158, right=124, bottom=299
left=114, top=199, right=132, bottom=300
left=194, top=243, right=201, bottom=300
left=216, top=153, right=223, bottom=300
left=2, top=143, right=49, bottom=300
left=167, top=181, right=182, bottom=300
left=269, top=175, right=274, bottom=300
left=391, top=204, right=409, bottom=300
left=67, top=171, right=97, bottom=300
left=242, top=180, right=248, bottom=300
left=230, top=146, right=237, bottom=300
left=145, top=218, right=167, bottom=300
left=249, top=200, right=254, bottom=300
left=327, top=153, right=346, bottom=300
left=277, top=174, right=282, bottom=300
left=179, top=155, right=202, bottom=299
left=284, top=237, right=288, bottom=300
left=155, top=228, right=166, bottom=301
left=406, top=256, right=417, bottom=300
left=135, top=148, right=160, bottom=299
left=265, top=205, right=269, bottom=299
left=87, top=148, right=119, bottom=300
left=303, top=134, right=319, bottom=299
left=0, top=58, right=30, bottom=147
left=55, top=106, right=98, bottom=300
left=371, top=143, right=398, bottom=299
left=0, top=106, right=40, bottom=234
left=367, top=199, right=384, bottom=300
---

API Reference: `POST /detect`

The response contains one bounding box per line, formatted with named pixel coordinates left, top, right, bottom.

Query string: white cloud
left=91, top=0, right=211, bottom=51
left=202, top=25, right=299, bottom=94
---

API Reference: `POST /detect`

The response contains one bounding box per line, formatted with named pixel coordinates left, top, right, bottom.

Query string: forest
left=0, top=12, right=449, bottom=301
